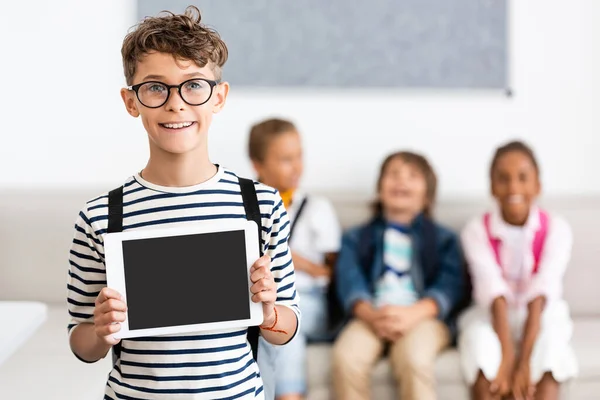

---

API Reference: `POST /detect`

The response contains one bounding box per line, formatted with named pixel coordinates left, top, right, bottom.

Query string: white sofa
left=0, top=189, right=599, bottom=399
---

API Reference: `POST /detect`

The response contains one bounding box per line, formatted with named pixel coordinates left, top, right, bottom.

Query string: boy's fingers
left=98, top=299, right=128, bottom=314
left=102, top=334, right=121, bottom=346
left=96, top=287, right=123, bottom=306
left=251, top=291, right=276, bottom=304
left=96, top=322, right=121, bottom=336
left=250, top=255, right=271, bottom=273
left=106, top=323, right=122, bottom=334
left=250, top=266, right=272, bottom=283
left=250, top=278, right=273, bottom=294
left=96, top=329, right=122, bottom=346
left=108, top=311, right=127, bottom=323
left=96, top=311, right=126, bottom=326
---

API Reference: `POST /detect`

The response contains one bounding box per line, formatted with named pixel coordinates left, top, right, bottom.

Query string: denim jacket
left=334, top=214, right=471, bottom=339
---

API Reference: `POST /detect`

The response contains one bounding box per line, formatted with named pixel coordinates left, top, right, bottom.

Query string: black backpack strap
left=239, top=178, right=263, bottom=257
left=239, top=177, right=262, bottom=361
left=107, top=186, right=124, bottom=233
left=288, top=197, right=308, bottom=243
left=107, top=186, right=124, bottom=364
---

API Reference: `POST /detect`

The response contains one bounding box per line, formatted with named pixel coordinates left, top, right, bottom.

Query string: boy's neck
left=141, top=149, right=217, bottom=188
left=383, top=209, right=419, bottom=226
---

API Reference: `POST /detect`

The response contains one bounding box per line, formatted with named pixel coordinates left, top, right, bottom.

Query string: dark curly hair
left=490, top=140, right=540, bottom=179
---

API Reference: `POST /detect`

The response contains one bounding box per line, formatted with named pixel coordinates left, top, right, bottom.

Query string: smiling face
left=491, top=150, right=541, bottom=226
left=120, top=52, right=229, bottom=157
left=379, top=156, right=429, bottom=218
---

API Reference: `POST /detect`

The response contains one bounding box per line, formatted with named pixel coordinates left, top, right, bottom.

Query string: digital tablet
left=104, top=219, right=263, bottom=339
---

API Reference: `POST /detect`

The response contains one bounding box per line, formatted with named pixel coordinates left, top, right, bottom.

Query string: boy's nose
left=165, top=88, right=186, bottom=111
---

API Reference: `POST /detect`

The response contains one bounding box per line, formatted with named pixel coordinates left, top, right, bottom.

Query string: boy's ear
left=211, top=82, right=229, bottom=114
left=251, top=159, right=263, bottom=177
left=120, top=88, right=140, bottom=117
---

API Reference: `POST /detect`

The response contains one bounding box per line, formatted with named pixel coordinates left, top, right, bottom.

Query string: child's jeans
left=258, top=287, right=328, bottom=397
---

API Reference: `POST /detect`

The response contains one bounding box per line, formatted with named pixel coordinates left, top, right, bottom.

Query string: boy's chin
left=155, top=143, right=202, bottom=155
left=384, top=203, right=421, bottom=216
left=282, top=181, right=299, bottom=192
left=150, top=136, right=205, bottom=154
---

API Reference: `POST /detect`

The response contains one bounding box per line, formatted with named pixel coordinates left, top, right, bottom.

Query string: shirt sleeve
left=461, top=217, right=512, bottom=309
left=422, top=228, right=469, bottom=320
left=310, top=197, right=343, bottom=255
left=524, top=214, right=572, bottom=304
left=262, top=190, right=301, bottom=341
left=335, top=228, right=373, bottom=314
left=67, top=206, right=107, bottom=335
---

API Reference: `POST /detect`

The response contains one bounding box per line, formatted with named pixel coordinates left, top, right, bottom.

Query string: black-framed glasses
left=127, top=78, right=220, bottom=108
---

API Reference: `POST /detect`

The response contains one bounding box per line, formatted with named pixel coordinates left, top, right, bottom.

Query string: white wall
left=0, top=0, right=599, bottom=198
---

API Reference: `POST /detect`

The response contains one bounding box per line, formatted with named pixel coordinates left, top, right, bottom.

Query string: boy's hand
left=378, top=305, right=422, bottom=340
left=94, top=287, right=127, bottom=345
left=371, top=312, right=397, bottom=341
left=250, top=254, right=277, bottom=326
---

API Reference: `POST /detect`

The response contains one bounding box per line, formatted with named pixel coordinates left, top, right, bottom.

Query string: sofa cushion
left=307, top=317, right=600, bottom=390
left=572, top=318, right=600, bottom=380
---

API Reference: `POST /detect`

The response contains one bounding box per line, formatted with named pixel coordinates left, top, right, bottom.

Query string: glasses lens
left=180, top=79, right=212, bottom=105
left=138, top=82, right=169, bottom=107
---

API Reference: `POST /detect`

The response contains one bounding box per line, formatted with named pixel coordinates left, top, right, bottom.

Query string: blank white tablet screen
left=121, top=230, right=250, bottom=331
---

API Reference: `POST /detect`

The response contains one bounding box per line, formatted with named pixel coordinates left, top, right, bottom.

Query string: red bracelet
left=259, top=307, right=288, bottom=334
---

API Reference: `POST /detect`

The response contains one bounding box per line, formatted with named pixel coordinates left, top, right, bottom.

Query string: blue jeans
left=258, top=288, right=328, bottom=398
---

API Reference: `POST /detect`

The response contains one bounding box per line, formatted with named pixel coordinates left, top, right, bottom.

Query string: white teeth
left=162, top=122, right=193, bottom=129
left=508, top=194, right=524, bottom=204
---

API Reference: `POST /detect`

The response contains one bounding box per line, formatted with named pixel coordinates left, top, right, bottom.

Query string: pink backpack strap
left=483, top=212, right=502, bottom=266
left=532, top=210, right=549, bottom=274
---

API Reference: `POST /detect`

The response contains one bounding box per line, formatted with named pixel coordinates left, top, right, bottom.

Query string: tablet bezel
left=104, top=219, right=264, bottom=339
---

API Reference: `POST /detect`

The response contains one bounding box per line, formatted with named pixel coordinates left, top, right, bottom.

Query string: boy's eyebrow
left=142, top=74, right=165, bottom=81
left=141, top=72, right=208, bottom=82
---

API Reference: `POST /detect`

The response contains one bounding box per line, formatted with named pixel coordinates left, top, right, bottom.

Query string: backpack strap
left=483, top=211, right=549, bottom=274
left=532, top=210, right=549, bottom=274
left=288, top=197, right=308, bottom=243
left=238, top=177, right=263, bottom=361
left=107, top=186, right=124, bottom=234
left=107, top=186, right=124, bottom=364
left=483, top=212, right=502, bottom=266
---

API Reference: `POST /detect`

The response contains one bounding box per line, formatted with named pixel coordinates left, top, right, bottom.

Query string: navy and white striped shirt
left=67, top=166, right=300, bottom=399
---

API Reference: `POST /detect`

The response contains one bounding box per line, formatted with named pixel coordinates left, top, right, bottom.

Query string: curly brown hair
left=121, top=5, right=228, bottom=85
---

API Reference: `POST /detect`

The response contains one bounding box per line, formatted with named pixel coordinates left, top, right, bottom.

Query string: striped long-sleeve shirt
left=67, top=166, right=300, bottom=400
